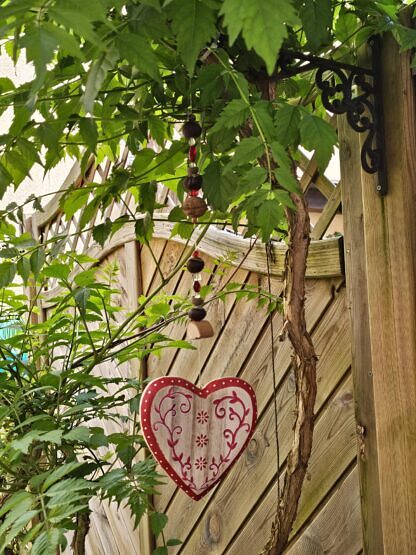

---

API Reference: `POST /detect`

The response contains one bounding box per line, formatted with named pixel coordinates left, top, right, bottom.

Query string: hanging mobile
left=180, top=114, right=214, bottom=340
left=140, top=115, right=258, bottom=501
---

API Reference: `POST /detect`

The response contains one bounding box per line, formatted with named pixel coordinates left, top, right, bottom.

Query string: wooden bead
left=187, top=319, right=214, bottom=340
left=182, top=196, right=207, bottom=218
left=187, top=256, right=205, bottom=273
left=189, top=307, right=206, bottom=321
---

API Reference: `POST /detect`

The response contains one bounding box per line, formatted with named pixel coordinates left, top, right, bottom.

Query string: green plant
left=0, top=1, right=414, bottom=553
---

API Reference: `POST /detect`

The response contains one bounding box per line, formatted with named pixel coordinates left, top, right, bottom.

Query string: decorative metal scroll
left=279, top=37, right=387, bottom=195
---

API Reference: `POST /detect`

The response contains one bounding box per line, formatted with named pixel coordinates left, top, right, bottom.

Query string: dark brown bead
left=183, top=175, right=203, bottom=192
left=187, top=166, right=199, bottom=176
left=187, top=256, right=205, bottom=273
left=192, top=296, right=204, bottom=306
left=182, top=117, right=202, bottom=139
left=189, top=307, right=206, bottom=321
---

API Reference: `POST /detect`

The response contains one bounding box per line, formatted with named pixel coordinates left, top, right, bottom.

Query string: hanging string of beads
left=182, top=115, right=208, bottom=224
left=182, top=115, right=213, bottom=340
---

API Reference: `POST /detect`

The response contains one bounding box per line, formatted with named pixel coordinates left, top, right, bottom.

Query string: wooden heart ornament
left=140, top=376, right=257, bottom=500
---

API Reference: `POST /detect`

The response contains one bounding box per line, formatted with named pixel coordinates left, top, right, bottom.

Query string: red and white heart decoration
left=140, top=376, right=257, bottom=500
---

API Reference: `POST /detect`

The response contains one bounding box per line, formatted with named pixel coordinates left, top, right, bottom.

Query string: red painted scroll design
left=152, top=386, right=252, bottom=493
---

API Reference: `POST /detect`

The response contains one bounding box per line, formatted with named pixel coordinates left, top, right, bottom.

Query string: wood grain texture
left=285, top=466, right=362, bottom=555
left=338, top=113, right=384, bottom=553
left=154, top=279, right=339, bottom=513
left=196, top=374, right=356, bottom=555
left=159, top=287, right=352, bottom=551
left=310, top=183, right=342, bottom=240
left=355, top=32, right=416, bottom=553
left=38, top=220, right=344, bottom=307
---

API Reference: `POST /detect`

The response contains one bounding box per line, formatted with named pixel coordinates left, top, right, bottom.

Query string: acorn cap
left=183, top=196, right=207, bottom=218
left=189, top=307, right=207, bottom=321
left=182, top=116, right=202, bottom=139
left=187, top=256, right=205, bottom=273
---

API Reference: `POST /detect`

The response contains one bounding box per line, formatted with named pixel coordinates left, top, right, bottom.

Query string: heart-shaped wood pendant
left=140, top=376, right=257, bottom=500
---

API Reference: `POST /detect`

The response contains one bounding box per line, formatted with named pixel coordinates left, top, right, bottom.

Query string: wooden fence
left=27, top=130, right=362, bottom=555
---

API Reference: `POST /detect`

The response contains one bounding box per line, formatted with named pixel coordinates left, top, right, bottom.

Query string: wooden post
left=339, top=31, right=416, bottom=553
left=339, top=117, right=383, bottom=553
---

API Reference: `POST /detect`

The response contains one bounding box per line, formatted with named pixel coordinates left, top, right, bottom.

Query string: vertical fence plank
left=338, top=116, right=383, bottom=553
left=341, top=30, right=416, bottom=553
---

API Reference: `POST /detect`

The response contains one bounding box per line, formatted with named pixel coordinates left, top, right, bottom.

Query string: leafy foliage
left=0, top=0, right=413, bottom=552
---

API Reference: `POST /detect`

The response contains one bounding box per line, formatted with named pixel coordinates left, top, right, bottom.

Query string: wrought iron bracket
left=278, top=36, right=387, bottom=195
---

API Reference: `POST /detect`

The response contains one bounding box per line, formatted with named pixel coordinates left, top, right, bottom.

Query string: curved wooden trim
left=39, top=217, right=343, bottom=307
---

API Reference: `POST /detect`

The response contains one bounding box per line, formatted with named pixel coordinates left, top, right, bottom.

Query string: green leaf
left=239, top=166, right=267, bottom=191
left=274, top=166, right=300, bottom=193
left=150, top=512, right=168, bottom=538
left=171, top=221, right=193, bottom=240
left=210, top=99, right=250, bottom=133
left=274, top=104, right=301, bottom=147
left=93, top=218, right=112, bottom=247
left=270, top=141, right=291, bottom=169
left=166, top=539, right=182, bottom=546
left=335, top=9, right=360, bottom=42
left=64, top=426, right=90, bottom=443
left=203, top=161, right=236, bottom=211
left=21, top=27, right=58, bottom=93
left=73, top=287, right=91, bottom=313
left=49, top=6, right=102, bottom=44
left=30, top=248, right=45, bottom=279
left=79, top=117, right=98, bottom=152
left=221, top=0, right=300, bottom=74
left=0, top=261, right=16, bottom=287
left=257, top=199, right=284, bottom=241
left=16, top=257, right=30, bottom=285
left=116, top=33, right=161, bottom=81
left=0, top=492, right=32, bottom=520
left=83, top=49, right=118, bottom=113
left=300, top=114, right=338, bottom=171
left=152, top=548, right=168, bottom=555
left=0, top=162, right=13, bottom=198
left=148, top=116, right=167, bottom=146
left=11, top=430, right=63, bottom=454
left=31, top=529, right=66, bottom=555
left=62, top=188, right=91, bottom=219
left=230, top=137, right=264, bottom=168
left=135, top=213, right=154, bottom=244
left=300, top=0, right=332, bottom=51
left=42, top=462, right=84, bottom=491
left=170, top=0, right=217, bottom=74
left=42, top=264, right=71, bottom=281
left=43, top=22, right=84, bottom=59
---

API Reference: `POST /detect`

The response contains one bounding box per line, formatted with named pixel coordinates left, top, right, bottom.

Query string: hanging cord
left=266, top=240, right=281, bottom=504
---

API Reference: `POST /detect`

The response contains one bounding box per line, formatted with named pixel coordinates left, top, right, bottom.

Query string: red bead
left=189, top=145, right=197, bottom=162
left=193, top=250, right=200, bottom=257
left=190, top=189, right=199, bottom=196
left=193, top=281, right=201, bottom=293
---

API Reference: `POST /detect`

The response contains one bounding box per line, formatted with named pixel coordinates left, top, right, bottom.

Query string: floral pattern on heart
left=140, top=377, right=257, bottom=500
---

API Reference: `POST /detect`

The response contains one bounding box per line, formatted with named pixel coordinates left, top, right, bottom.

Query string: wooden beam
left=340, top=32, right=416, bottom=553
left=338, top=114, right=382, bottom=553
left=38, top=219, right=344, bottom=307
